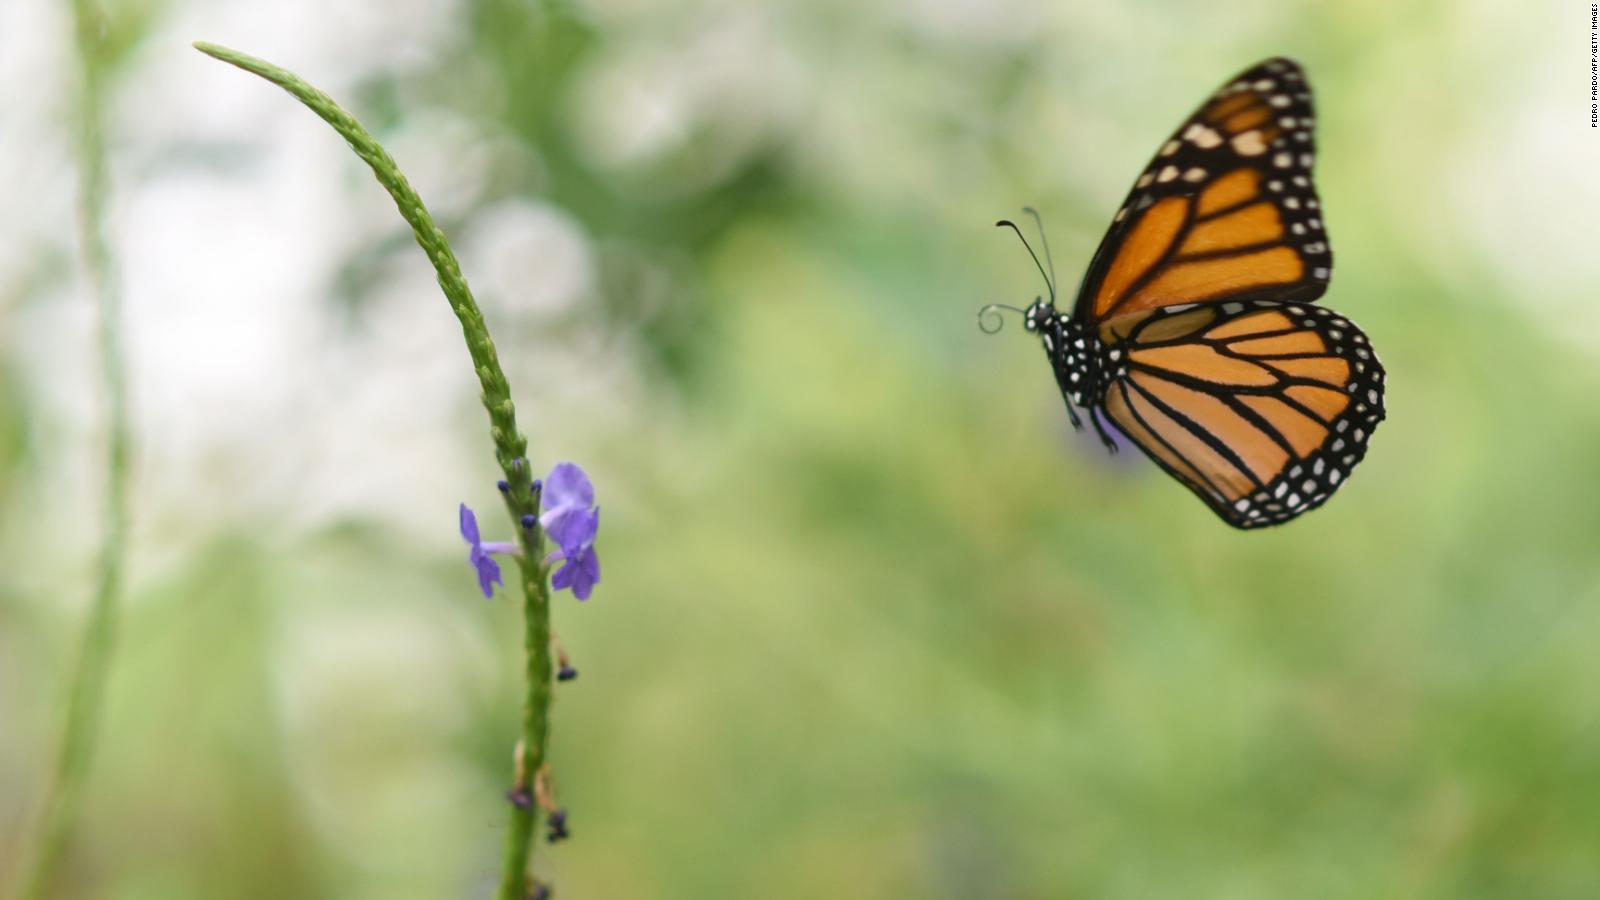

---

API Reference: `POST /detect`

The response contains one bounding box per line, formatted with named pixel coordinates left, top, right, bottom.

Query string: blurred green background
left=4, top=0, right=1600, bottom=897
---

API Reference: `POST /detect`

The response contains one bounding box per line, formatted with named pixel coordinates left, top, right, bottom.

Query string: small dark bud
left=511, top=457, right=525, bottom=473
left=531, top=478, right=542, bottom=494
left=531, top=884, right=551, bottom=900
left=497, top=480, right=511, bottom=493
left=506, top=788, right=533, bottom=810
left=522, top=514, right=537, bottom=529
left=557, top=666, right=578, bottom=682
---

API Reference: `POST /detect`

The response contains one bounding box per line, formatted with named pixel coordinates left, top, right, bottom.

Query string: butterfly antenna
left=995, top=218, right=1055, bottom=303
left=977, top=302, right=1028, bottom=335
left=1022, top=207, right=1058, bottom=296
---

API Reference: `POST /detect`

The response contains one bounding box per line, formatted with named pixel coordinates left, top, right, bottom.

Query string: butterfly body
left=999, top=58, right=1385, bottom=529
left=1026, top=304, right=1102, bottom=408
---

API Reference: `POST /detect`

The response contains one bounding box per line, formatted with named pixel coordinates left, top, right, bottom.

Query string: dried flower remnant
left=545, top=808, right=570, bottom=843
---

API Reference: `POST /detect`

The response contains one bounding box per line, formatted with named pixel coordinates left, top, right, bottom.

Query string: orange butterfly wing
left=1074, top=58, right=1331, bottom=325
left=1099, top=301, right=1384, bottom=528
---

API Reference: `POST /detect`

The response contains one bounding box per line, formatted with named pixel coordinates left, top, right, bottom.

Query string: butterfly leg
left=1090, top=406, right=1120, bottom=455
left=1063, top=401, right=1083, bottom=431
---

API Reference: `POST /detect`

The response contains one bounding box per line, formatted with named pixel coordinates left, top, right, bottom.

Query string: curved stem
left=192, top=41, right=555, bottom=898
left=8, top=1, right=133, bottom=897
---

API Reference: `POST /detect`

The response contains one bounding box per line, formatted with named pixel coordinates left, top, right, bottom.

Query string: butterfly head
left=1023, top=298, right=1052, bottom=333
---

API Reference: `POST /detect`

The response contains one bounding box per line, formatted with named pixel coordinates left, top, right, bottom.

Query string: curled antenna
left=978, top=302, right=1028, bottom=335
left=996, top=217, right=1055, bottom=303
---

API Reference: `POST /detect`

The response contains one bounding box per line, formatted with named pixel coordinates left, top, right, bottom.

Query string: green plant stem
left=192, top=41, right=555, bottom=898
left=8, top=2, right=133, bottom=898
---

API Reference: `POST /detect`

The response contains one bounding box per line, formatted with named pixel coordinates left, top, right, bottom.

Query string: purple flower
left=540, top=463, right=594, bottom=544
left=460, top=503, right=518, bottom=598
left=541, top=462, right=601, bottom=601
left=549, top=528, right=600, bottom=600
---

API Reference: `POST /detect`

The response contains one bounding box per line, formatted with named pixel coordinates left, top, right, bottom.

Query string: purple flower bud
left=497, top=480, right=511, bottom=493
left=531, top=883, right=551, bottom=900
left=521, top=514, right=536, bottom=529
left=506, top=787, right=532, bottom=810
left=557, top=665, right=578, bottom=682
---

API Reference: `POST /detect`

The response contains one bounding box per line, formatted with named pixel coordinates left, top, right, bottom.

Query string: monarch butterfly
left=983, top=58, right=1384, bottom=529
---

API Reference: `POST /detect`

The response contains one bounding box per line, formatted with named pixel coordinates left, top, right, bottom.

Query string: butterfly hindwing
left=1099, top=300, right=1384, bottom=529
left=1074, top=58, right=1332, bottom=325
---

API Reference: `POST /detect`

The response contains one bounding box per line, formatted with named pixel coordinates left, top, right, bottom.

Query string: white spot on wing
left=1184, top=123, right=1223, bottom=149
left=1231, top=131, right=1268, bottom=156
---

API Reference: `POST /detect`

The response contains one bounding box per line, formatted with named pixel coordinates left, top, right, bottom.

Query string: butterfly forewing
left=1099, top=300, right=1384, bottom=528
left=1074, top=58, right=1332, bottom=326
